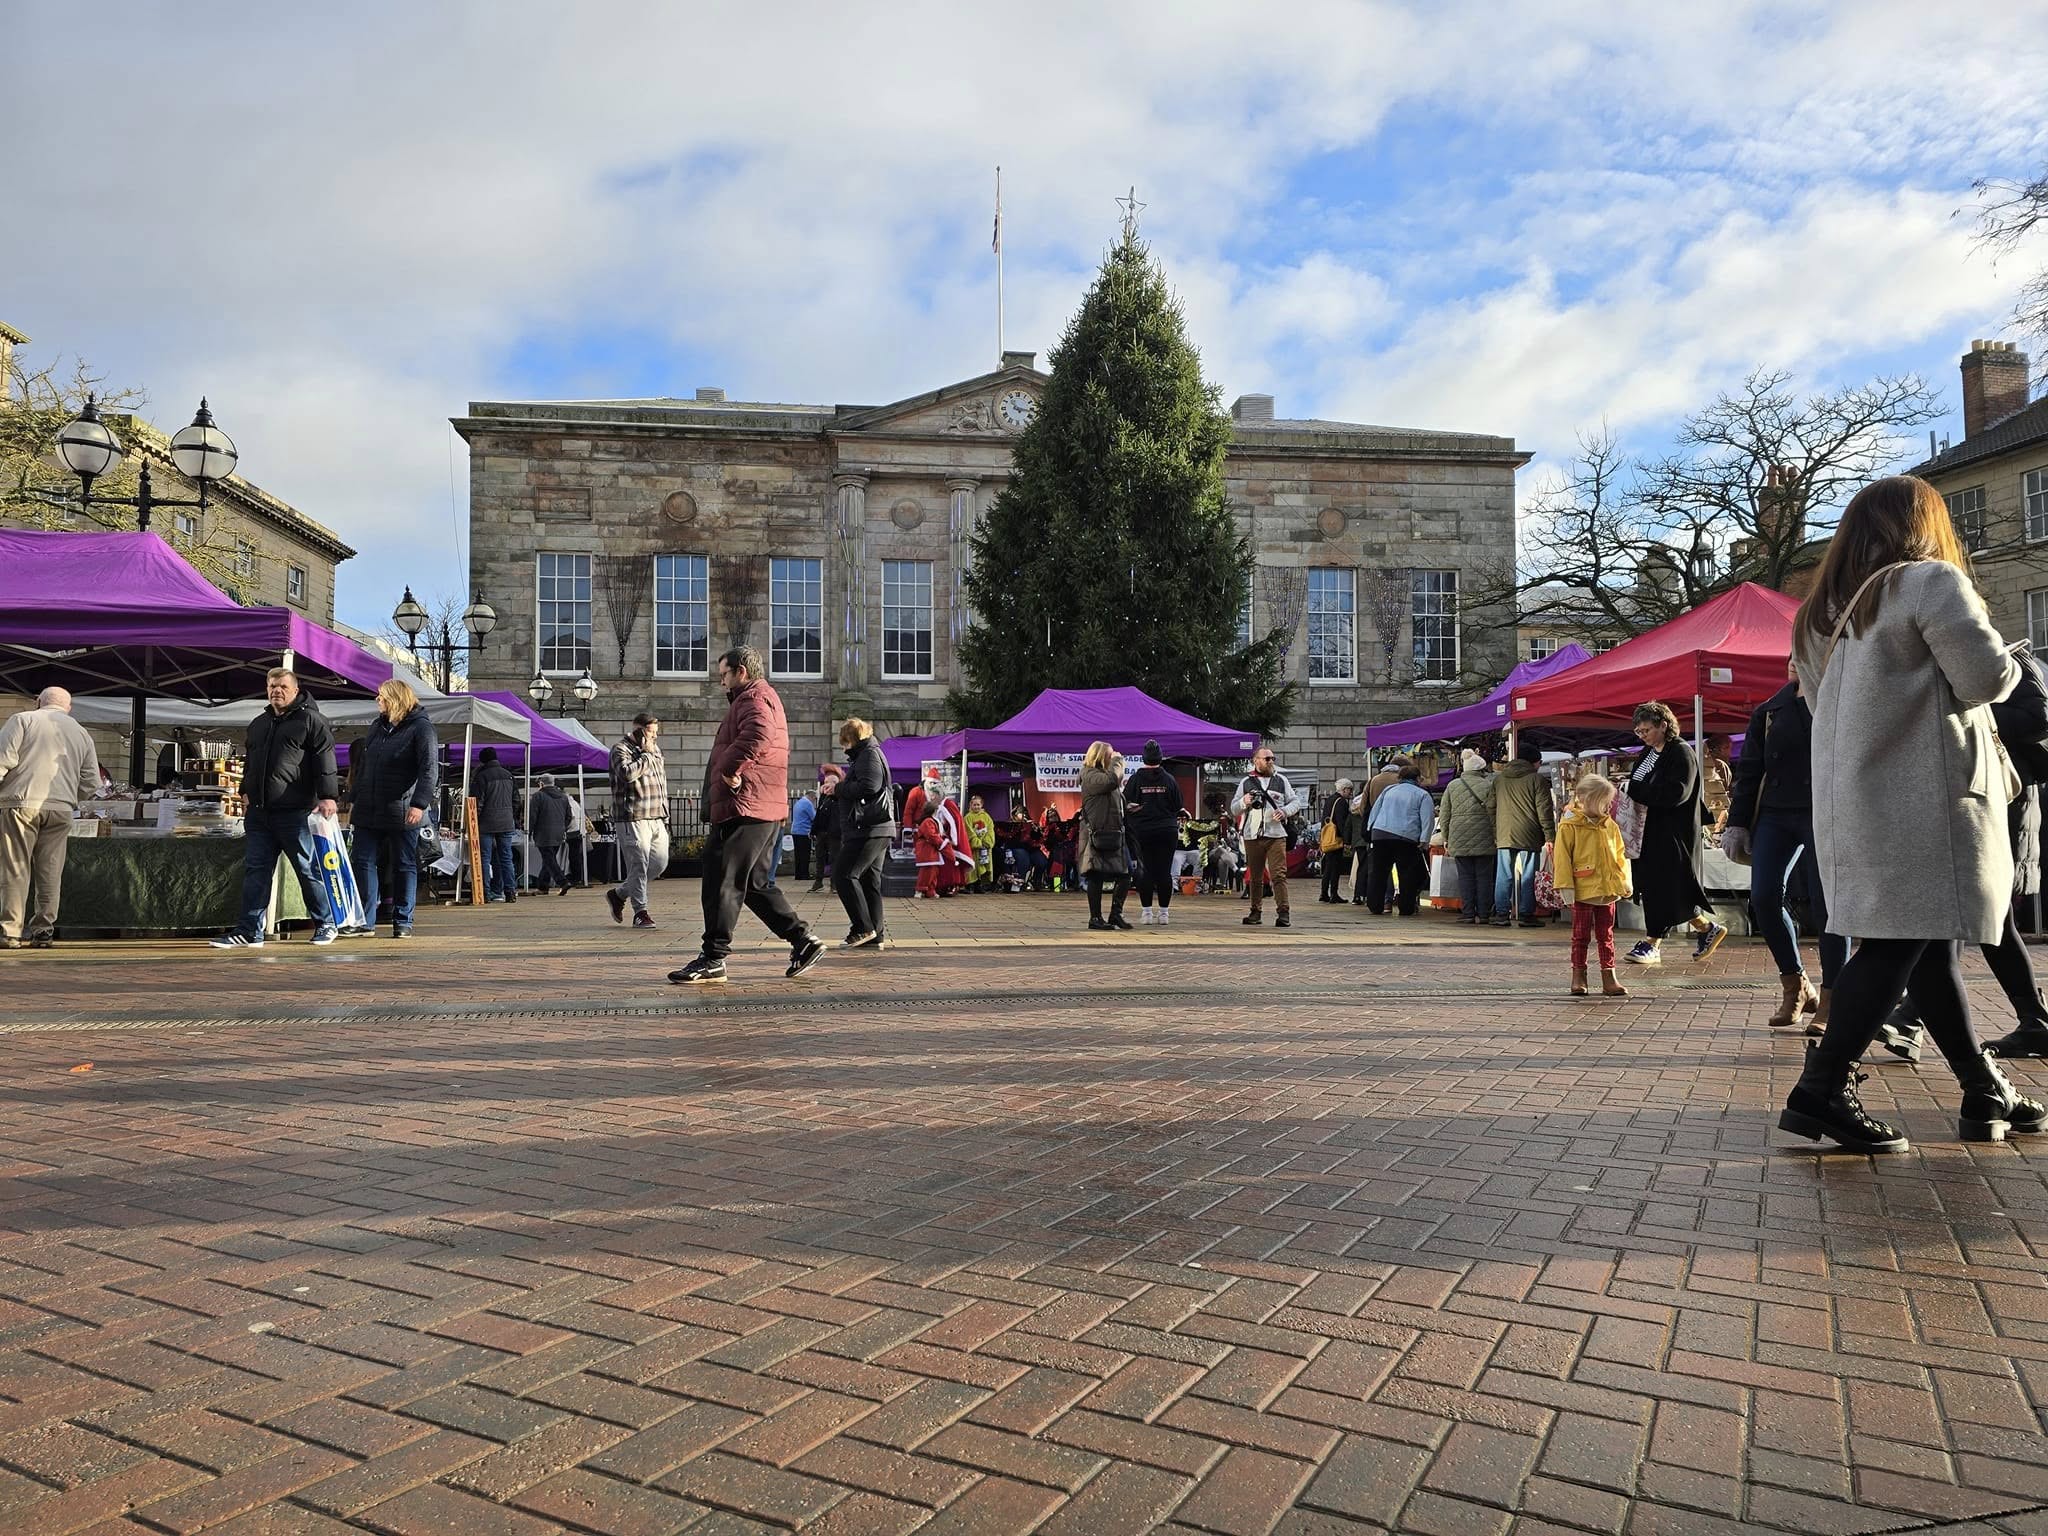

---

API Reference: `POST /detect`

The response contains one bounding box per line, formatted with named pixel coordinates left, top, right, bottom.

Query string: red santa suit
left=905, top=776, right=974, bottom=894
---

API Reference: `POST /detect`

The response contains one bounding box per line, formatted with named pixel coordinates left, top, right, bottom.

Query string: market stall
left=1366, top=644, right=1592, bottom=751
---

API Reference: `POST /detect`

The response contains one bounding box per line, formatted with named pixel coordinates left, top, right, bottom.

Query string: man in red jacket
left=670, top=646, right=825, bottom=984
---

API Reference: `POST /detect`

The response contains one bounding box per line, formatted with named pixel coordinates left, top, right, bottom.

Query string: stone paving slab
left=0, top=888, right=2045, bottom=1533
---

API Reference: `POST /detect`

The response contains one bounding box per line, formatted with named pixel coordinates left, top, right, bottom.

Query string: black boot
left=1956, top=1052, right=2048, bottom=1141
left=1107, top=890, right=1133, bottom=931
left=1086, top=881, right=1108, bottom=931
left=1987, top=990, right=2048, bottom=1058
left=1780, top=1040, right=1908, bottom=1153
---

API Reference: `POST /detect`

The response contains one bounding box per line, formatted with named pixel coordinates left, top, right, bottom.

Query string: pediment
left=833, top=362, right=1047, bottom=439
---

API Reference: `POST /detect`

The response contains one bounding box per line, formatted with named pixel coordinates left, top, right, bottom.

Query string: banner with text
left=1034, top=753, right=1085, bottom=792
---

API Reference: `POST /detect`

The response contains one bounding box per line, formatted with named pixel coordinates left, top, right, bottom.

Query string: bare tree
left=597, top=554, right=647, bottom=674
left=1974, top=167, right=2048, bottom=364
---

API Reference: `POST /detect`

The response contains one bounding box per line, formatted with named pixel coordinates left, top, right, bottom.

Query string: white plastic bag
left=307, top=811, right=368, bottom=931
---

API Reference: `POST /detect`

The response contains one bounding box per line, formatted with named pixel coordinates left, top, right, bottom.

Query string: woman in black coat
left=1620, top=700, right=1723, bottom=967
left=348, top=679, right=438, bottom=938
left=830, top=719, right=896, bottom=950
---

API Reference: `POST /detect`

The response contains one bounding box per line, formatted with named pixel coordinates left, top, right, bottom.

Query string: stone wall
left=1922, top=443, right=2048, bottom=646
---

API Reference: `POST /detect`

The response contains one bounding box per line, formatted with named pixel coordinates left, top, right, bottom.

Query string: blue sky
left=6, top=0, right=2048, bottom=634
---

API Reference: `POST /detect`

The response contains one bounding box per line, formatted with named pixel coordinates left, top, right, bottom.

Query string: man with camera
left=1231, top=746, right=1303, bottom=928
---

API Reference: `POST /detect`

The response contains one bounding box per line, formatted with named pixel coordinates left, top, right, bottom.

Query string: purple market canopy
left=973, top=687, right=1257, bottom=760
left=878, top=731, right=969, bottom=782
left=0, top=529, right=390, bottom=700
left=1364, top=643, right=1592, bottom=748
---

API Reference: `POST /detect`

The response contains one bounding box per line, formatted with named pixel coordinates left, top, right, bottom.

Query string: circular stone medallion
left=891, top=499, right=924, bottom=530
left=661, top=490, right=698, bottom=524
left=1317, top=506, right=1348, bottom=538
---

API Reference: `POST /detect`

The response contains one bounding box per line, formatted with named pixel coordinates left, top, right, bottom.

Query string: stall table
left=57, top=836, right=310, bottom=937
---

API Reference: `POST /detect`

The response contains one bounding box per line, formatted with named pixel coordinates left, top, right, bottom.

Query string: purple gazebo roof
left=1364, top=644, right=1592, bottom=748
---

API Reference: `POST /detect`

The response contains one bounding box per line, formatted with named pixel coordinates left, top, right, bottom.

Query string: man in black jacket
left=474, top=747, right=522, bottom=901
left=211, top=668, right=340, bottom=949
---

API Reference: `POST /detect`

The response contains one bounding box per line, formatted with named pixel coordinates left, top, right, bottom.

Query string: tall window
left=1947, top=486, right=1988, bottom=553
left=881, top=560, right=934, bottom=679
left=2025, top=470, right=2048, bottom=543
left=536, top=552, right=592, bottom=672
left=1526, top=635, right=1559, bottom=662
left=1306, top=567, right=1355, bottom=683
left=770, top=556, right=823, bottom=677
left=1236, top=579, right=1253, bottom=649
left=654, top=554, right=709, bottom=674
left=1412, top=569, right=1460, bottom=683
left=174, top=511, right=198, bottom=546
left=2031, top=589, right=2048, bottom=655
left=233, top=539, right=256, bottom=577
left=286, top=565, right=307, bottom=605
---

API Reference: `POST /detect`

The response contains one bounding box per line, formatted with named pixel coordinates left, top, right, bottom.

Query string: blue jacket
left=791, top=795, right=816, bottom=836
left=1366, top=780, right=1435, bottom=845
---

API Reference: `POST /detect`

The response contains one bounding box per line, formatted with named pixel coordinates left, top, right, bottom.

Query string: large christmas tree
left=953, top=229, right=1293, bottom=735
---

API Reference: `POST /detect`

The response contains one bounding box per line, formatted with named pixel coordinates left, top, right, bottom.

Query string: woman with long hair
left=1620, top=701, right=1726, bottom=965
left=1077, top=740, right=1133, bottom=931
left=1780, top=475, right=2042, bottom=1152
left=348, top=678, right=438, bottom=938
left=830, top=718, right=895, bottom=950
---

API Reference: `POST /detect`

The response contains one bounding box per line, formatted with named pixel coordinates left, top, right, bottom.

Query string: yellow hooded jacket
left=1554, top=807, right=1632, bottom=904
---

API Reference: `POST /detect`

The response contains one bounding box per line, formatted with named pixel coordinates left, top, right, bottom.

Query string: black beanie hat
left=1143, top=740, right=1162, bottom=765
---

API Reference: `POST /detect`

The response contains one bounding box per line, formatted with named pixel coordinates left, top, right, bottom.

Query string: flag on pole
left=993, top=166, right=1002, bottom=254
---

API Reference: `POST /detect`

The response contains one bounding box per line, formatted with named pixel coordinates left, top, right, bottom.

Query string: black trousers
left=1816, top=937, right=1981, bottom=1075
left=793, top=833, right=812, bottom=882
left=833, top=836, right=888, bottom=939
left=1133, top=830, right=1179, bottom=907
left=536, top=841, right=567, bottom=890
left=1367, top=837, right=1428, bottom=915
left=1319, top=848, right=1351, bottom=902
left=700, top=818, right=809, bottom=961
left=1087, top=868, right=1131, bottom=923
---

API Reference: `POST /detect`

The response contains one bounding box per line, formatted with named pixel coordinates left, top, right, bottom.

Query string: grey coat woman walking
left=1780, top=474, right=2041, bottom=1154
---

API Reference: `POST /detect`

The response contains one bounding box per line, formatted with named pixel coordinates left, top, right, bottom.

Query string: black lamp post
left=529, top=666, right=598, bottom=716
left=391, top=585, right=497, bottom=693
left=53, top=397, right=239, bottom=530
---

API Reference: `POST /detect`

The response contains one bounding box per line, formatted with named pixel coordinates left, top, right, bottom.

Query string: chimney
left=1231, top=394, right=1275, bottom=425
left=1757, top=463, right=1804, bottom=550
left=0, top=322, right=27, bottom=402
left=694, top=387, right=726, bottom=403
left=1961, top=340, right=2030, bottom=439
left=1000, top=350, right=1036, bottom=371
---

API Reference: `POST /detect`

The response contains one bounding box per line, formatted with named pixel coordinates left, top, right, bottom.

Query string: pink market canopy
left=0, top=529, right=390, bottom=699
left=1364, top=643, right=1593, bottom=748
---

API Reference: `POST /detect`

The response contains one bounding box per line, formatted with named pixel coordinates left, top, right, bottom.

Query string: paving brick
left=924, top=1421, right=1105, bottom=1491
left=583, top=1400, right=755, bottom=1482
left=658, top=1449, right=850, bottom=1525
left=1172, top=1446, right=1318, bottom=1535
left=1036, top=1461, right=1195, bottom=1535
left=512, top=1467, right=705, bottom=1534
left=349, top=1481, right=564, bottom=1536
left=1299, top=1434, right=1432, bottom=1526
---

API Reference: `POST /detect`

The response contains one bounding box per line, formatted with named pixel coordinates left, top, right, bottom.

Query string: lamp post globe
left=168, top=398, right=238, bottom=485
left=55, top=396, right=123, bottom=482
left=462, top=596, right=497, bottom=642
left=528, top=672, right=553, bottom=707
left=392, top=587, right=428, bottom=641
left=573, top=668, right=598, bottom=705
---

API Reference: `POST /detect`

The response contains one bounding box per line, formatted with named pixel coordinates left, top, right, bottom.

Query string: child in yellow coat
left=1554, top=773, right=1632, bottom=997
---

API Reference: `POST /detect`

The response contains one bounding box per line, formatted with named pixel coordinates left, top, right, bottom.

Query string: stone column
left=947, top=478, right=979, bottom=675
left=832, top=470, right=872, bottom=717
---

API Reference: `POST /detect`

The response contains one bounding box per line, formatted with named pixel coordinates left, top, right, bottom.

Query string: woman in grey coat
left=1077, top=740, right=1132, bottom=932
left=1780, top=475, right=2044, bottom=1153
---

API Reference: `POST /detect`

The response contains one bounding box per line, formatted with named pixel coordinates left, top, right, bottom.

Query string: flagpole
left=994, top=165, right=1005, bottom=363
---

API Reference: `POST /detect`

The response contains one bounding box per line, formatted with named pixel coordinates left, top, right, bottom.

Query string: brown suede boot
left=1601, top=967, right=1630, bottom=997
left=1805, top=987, right=1831, bottom=1039
left=1768, top=974, right=1817, bottom=1028
left=1570, top=965, right=1589, bottom=996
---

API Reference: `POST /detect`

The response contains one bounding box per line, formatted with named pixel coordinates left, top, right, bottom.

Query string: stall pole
left=454, top=722, right=475, bottom=902
left=522, top=753, right=533, bottom=894
left=575, top=763, right=587, bottom=885
left=1693, top=692, right=1706, bottom=884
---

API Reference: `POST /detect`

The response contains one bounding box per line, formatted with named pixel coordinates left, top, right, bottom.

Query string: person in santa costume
left=904, top=771, right=974, bottom=896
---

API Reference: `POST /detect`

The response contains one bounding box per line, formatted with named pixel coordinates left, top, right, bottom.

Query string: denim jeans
left=239, top=808, right=333, bottom=938
left=351, top=824, right=418, bottom=929
left=1495, top=847, right=1540, bottom=920
left=1750, top=810, right=1848, bottom=987
left=483, top=831, right=519, bottom=898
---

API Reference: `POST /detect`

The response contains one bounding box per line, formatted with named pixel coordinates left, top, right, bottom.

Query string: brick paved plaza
left=2, top=889, right=2047, bottom=1534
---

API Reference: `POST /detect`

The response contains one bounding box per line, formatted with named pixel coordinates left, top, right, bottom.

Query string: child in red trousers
left=913, top=814, right=945, bottom=898
left=1553, top=773, right=1632, bottom=997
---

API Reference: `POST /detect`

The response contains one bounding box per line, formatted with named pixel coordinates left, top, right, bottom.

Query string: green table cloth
left=57, top=837, right=309, bottom=937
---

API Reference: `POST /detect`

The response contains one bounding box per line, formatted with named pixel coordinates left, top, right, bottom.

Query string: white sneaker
left=1625, top=940, right=1662, bottom=966
left=1140, top=907, right=1155, bottom=925
left=1158, top=908, right=1170, bottom=926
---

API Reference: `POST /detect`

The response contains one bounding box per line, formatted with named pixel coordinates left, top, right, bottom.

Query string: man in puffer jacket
left=211, top=669, right=339, bottom=949
left=473, top=748, right=521, bottom=902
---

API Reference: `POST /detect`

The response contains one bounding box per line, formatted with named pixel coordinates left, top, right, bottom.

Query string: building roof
left=0, top=322, right=29, bottom=347
left=125, top=418, right=356, bottom=562
left=1909, top=393, right=2048, bottom=479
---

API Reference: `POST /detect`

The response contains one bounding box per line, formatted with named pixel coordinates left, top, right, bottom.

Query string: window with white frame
left=233, top=539, right=256, bottom=578
left=2025, top=470, right=2048, bottom=543
left=770, top=557, right=824, bottom=677
left=2031, top=588, right=2048, bottom=655
left=174, top=511, right=198, bottom=546
left=881, top=560, right=934, bottom=679
left=1412, top=569, right=1460, bottom=683
left=653, top=554, right=709, bottom=675
left=1526, top=635, right=1559, bottom=662
left=536, top=552, right=592, bottom=672
left=286, top=565, right=307, bottom=605
left=1306, top=567, right=1355, bottom=683
left=1236, top=579, right=1253, bottom=649
left=1947, top=486, right=1988, bottom=553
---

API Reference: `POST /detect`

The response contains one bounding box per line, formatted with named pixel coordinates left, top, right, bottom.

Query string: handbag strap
left=1818, top=561, right=1913, bottom=680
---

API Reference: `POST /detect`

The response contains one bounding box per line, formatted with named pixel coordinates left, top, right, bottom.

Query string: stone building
left=1910, top=340, right=2048, bottom=650
left=457, top=358, right=1528, bottom=812
left=0, top=323, right=354, bottom=621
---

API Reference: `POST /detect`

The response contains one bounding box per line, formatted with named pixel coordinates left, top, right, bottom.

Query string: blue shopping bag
left=308, top=811, right=368, bottom=931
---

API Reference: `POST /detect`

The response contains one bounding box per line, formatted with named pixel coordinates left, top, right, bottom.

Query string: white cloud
left=4, top=0, right=2047, bottom=632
